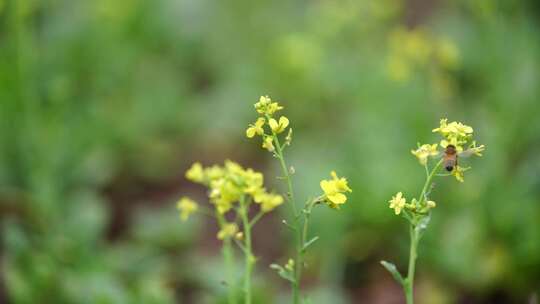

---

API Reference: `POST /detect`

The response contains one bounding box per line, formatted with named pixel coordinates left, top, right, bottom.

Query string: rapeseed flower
left=269, top=116, right=289, bottom=134
left=389, top=192, right=406, bottom=215
left=217, top=223, right=238, bottom=240
left=320, top=171, right=352, bottom=209
left=411, top=144, right=439, bottom=165
left=177, top=197, right=198, bottom=221
left=246, top=117, right=266, bottom=138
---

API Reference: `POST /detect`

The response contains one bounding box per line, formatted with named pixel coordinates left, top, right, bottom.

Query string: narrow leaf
left=380, top=260, right=404, bottom=286
left=302, top=236, right=319, bottom=251
left=270, top=264, right=295, bottom=283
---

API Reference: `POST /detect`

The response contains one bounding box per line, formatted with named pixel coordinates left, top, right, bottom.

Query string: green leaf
left=380, top=260, right=404, bottom=286
left=302, top=236, right=319, bottom=252
left=270, top=264, right=295, bottom=283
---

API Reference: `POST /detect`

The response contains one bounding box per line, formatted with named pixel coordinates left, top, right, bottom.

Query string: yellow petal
left=269, top=118, right=278, bottom=132
left=246, top=127, right=256, bottom=138
left=279, top=116, right=289, bottom=130
left=328, top=193, right=347, bottom=205
left=320, top=180, right=334, bottom=194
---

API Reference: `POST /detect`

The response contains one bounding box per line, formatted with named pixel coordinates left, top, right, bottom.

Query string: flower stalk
left=382, top=119, right=484, bottom=304
left=247, top=96, right=352, bottom=304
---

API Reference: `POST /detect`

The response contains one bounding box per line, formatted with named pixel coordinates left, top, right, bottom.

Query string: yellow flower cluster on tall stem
left=382, top=119, right=484, bottom=304
left=246, top=96, right=352, bottom=304
left=180, top=160, right=284, bottom=304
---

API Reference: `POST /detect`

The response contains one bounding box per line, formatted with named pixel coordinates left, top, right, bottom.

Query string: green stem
left=405, top=225, right=419, bottom=304
left=223, top=238, right=238, bottom=304
left=271, top=131, right=302, bottom=304
left=240, top=196, right=254, bottom=304
left=404, top=159, right=442, bottom=304
left=218, top=214, right=238, bottom=304
left=417, top=159, right=443, bottom=205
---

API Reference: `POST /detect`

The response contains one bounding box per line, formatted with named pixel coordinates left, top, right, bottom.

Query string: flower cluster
left=386, top=27, right=460, bottom=83
left=246, top=96, right=291, bottom=152
left=410, top=118, right=485, bottom=182
left=319, top=171, right=352, bottom=209
left=388, top=192, right=435, bottom=215
left=185, top=160, right=284, bottom=215
left=432, top=118, right=473, bottom=151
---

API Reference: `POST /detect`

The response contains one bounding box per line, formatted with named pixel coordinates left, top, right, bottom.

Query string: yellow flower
left=451, top=165, right=468, bottom=182
left=433, top=118, right=474, bottom=151
left=258, top=192, right=284, bottom=213
left=389, top=192, right=406, bottom=215
left=204, top=165, right=224, bottom=181
left=262, top=136, right=275, bottom=152
left=177, top=197, right=198, bottom=221
left=269, top=116, right=289, bottom=134
left=246, top=117, right=266, bottom=138
left=254, top=95, right=271, bottom=113
left=468, top=141, right=486, bottom=157
left=243, top=168, right=264, bottom=195
left=254, top=95, right=283, bottom=115
left=411, top=144, right=439, bottom=165
left=186, top=162, right=205, bottom=183
left=217, top=223, right=238, bottom=240
left=320, top=171, right=352, bottom=209
left=426, top=200, right=436, bottom=209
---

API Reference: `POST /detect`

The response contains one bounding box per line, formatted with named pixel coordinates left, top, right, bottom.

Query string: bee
left=443, top=145, right=458, bottom=172
left=443, top=144, right=477, bottom=172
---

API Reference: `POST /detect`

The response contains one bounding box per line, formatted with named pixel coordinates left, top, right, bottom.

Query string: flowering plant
left=177, top=95, right=352, bottom=304
left=246, top=96, right=352, bottom=303
left=382, top=119, right=485, bottom=304
left=179, top=160, right=284, bottom=304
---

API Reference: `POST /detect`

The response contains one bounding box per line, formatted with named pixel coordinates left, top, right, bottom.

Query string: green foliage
left=0, top=0, right=539, bottom=302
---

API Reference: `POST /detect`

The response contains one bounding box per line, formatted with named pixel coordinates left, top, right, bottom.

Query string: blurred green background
left=1, top=0, right=539, bottom=303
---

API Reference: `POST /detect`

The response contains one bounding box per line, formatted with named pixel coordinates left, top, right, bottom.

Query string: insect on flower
left=441, top=143, right=484, bottom=172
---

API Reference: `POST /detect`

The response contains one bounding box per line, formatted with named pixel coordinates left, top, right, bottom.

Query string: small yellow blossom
left=177, top=197, right=198, bottom=221
left=269, top=116, right=289, bottom=134
left=262, top=136, right=275, bottom=152
left=389, top=192, right=406, bottom=215
left=426, top=200, right=436, bottom=208
left=468, top=141, right=485, bottom=156
left=433, top=118, right=475, bottom=151
left=285, top=259, right=295, bottom=272
left=411, top=144, right=439, bottom=165
left=246, top=117, right=266, bottom=138
left=254, top=95, right=283, bottom=116
left=186, top=162, right=205, bottom=183
left=320, top=171, right=352, bottom=209
left=451, top=165, right=467, bottom=182
left=204, top=165, right=224, bottom=181
left=257, top=192, right=284, bottom=213
left=217, top=223, right=238, bottom=240
left=235, top=232, right=244, bottom=240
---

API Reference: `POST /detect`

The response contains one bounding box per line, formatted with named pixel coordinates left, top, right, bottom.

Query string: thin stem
left=417, top=159, right=443, bottom=205
left=239, top=196, right=254, bottom=304
left=223, top=238, right=238, bottom=304
left=272, top=133, right=298, bottom=216
left=271, top=129, right=302, bottom=304
left=249, top=211, right=264, bottom=227
left=403, top=159, right=443, bottom=304
left=218, top=213, right=238, bottom=304
left=405, top=225, right=420, bottom=304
